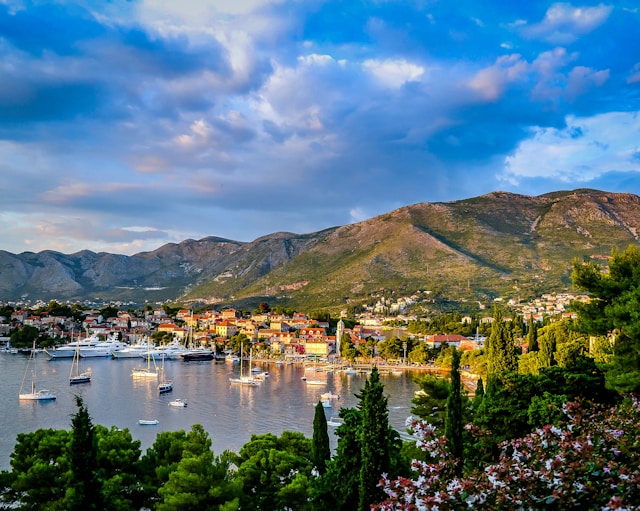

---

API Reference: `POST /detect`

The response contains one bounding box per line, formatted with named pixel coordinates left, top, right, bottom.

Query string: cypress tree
left=445, top=349, right=464, bottom=474
left=68, top=395, right=102, bottom=511
left=486, top=306, right=518, bottom=378
left=527, top=319, right=539, bottom=352
left=312, top=400, right=331, bottom=474
left=357, top=367, right=393, bottom=511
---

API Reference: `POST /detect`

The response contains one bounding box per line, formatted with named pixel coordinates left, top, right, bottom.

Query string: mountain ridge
left=1, top=189, right=638, bottom=309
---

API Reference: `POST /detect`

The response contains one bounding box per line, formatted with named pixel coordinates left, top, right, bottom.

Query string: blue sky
left=1, top=0, right=639, bottom=255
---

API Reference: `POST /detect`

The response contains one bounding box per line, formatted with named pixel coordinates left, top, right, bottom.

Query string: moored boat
left=138, top=419, right=159, bottom=425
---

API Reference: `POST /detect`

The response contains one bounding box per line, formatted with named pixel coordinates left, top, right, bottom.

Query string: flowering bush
left=377, top=396, right=640, bottom=510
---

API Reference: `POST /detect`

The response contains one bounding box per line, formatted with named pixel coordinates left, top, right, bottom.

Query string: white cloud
left=503, top=112, right=640, bottom=183
left=468, top=54, right=527, bottom=101
left=521, top=2, right=613, bottom=44
left=362, top=58, right=426, bottom=89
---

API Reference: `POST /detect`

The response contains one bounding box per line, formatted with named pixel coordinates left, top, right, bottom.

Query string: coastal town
left=0, top=291, right=587, bottom=365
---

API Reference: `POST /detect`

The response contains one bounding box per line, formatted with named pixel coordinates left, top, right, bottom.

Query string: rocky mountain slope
left=1, top=189, right=639, bottom=309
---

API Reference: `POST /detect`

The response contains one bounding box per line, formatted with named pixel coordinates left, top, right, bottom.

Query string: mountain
left=2, top=189, right=639, bottom=309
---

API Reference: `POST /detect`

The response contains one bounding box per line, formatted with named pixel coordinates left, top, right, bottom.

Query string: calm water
left=0, top=352, right=420, bottom=471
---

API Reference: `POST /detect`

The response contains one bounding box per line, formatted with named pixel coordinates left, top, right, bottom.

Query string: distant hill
left=1, top=189, right=639, bottom=310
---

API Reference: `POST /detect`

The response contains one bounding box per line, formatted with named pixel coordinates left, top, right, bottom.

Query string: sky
left=0, top=0, right=639, bottom=255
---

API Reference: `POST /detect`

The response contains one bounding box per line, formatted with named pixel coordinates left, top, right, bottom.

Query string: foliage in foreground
left=378, top=396, right=640, bottom=510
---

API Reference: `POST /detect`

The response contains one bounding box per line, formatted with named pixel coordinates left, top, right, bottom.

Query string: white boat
left=321, top=399, right=332, bottom=408
left=44, top=333, right=102, bottom=359
left=321, top=391, right=339, bottom=401
left=168, top=398, right=187, bottom=407
left=305, top=379, right=326, bottom=386
left=132, top=338, right=158, bottom=379
left=112, top=337, right=155, bottom=359
left=147, top=340, right=190, bottom=360
left=19, top=341, right=56, bottom=401
left=79, top=334, right=127, bottom=358
left=138, top=419, right=159, bottom=425
left=327, top=416, right=344, bottom=427
left=344, top=367, right=357, bottom=376
left=69, top=338, right=91, bottom=385
left=229, top=342, right=261, bottom=386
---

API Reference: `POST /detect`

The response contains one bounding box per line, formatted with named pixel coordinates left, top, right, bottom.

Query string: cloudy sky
left=1, top=0, right=639, bottom=255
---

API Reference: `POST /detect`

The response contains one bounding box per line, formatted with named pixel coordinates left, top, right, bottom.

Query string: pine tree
left=445, top=349, right=464, bottom=474
left=68, top=395, right=102, bottom=511
left=312, top=400, right=331, bottom=475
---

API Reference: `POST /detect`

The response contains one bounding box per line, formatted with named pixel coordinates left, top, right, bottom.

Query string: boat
left=112, top=337, right=155, bottom=359
left=327, top=416, right=344, bottom=427
left=321, top=391, right=340, bottom=401
left=132, top=338, right=158, bottom=379
left=69, top=337, right=91, bottom=385
left=304, top=357, right=327, bottom=385
left=168, top=398, right=187, bottom=407
left=321, top=399, right=332, bottom=408
left=138, top=419, right=159, bottom=425
left=19, top=341, right=56, bottom=401
left=180, top=321, right=214, bottom=361
left=79, top=333, right=127, bottom=358
left=44, top=333, right=102, bottom=359
left=147, top=340, right=189, bottom=360
left=181, top=348, right=214, bottom=361
left=229, top=342, right=261, bottom=386
left=157, top=354, right=173, bottom=393
left=344, top=366, right=357, bottom=376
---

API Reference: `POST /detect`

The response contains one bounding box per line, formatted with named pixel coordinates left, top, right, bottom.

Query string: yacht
left=112, top=338, right=155, bottom=359
left=44, top=334, right=102, bottom=359
left=79, top=334, right=127, bottom=358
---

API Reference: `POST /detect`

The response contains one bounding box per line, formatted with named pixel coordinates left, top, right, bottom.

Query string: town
left=0, top=291, right=588, bottom=368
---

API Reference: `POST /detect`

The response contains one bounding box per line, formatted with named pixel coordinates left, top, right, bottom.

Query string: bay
left=0, top=352, right=420, bottom=471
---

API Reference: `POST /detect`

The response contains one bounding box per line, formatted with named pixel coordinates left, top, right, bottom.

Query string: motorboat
left=112, top=338, right=154, bottom=359
left=168, top=399, right=187, bottom=407
left=44, top=334, right=102, bottom=359
left=138, top=419, right=159, bottom=425
left=79, top=334, right=127, bottom=358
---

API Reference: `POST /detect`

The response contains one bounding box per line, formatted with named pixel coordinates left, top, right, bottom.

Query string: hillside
left=1, top=189, right=639, bottom=309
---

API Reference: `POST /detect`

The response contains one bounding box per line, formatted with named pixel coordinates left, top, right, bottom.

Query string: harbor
left=0, top=351, right=422, bottom=471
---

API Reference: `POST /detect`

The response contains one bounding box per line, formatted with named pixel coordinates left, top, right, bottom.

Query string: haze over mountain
left=1, top=189, right=638, bottom=310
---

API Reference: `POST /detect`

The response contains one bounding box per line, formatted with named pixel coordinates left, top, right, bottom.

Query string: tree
left=313, top=408, right=362, bottom=511
left=68, top=395, right=102, bottom=511
left=357, top=367, right=403, bottom=511
left=485, top=307, right=517, bottom=378
left=5, top=428, right=71, bottom=509
left=445, top=349, right=464, bottom=474
left=411, top=374, right=451, bottom=431
left=157, top=425, right=240, bottom=511
left=312, top=401, right=331, bottom=475
left=572, top=245, right=640, bottom=393
left=234, top=431, right=312, bottom=510
left=95, top=426, right=143, bottom=511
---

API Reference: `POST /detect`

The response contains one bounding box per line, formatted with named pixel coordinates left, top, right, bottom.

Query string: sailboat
left=229, top=341, right=260, bottom=386
left=304, top=357, right=326, bottom=386
left=132, top=338, right=158, bottom=378
left=19, top=341, right=56, bottom=401
left=69, top=333, right=91, bottom=385
left=157, top=353, right=173, bottom=393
